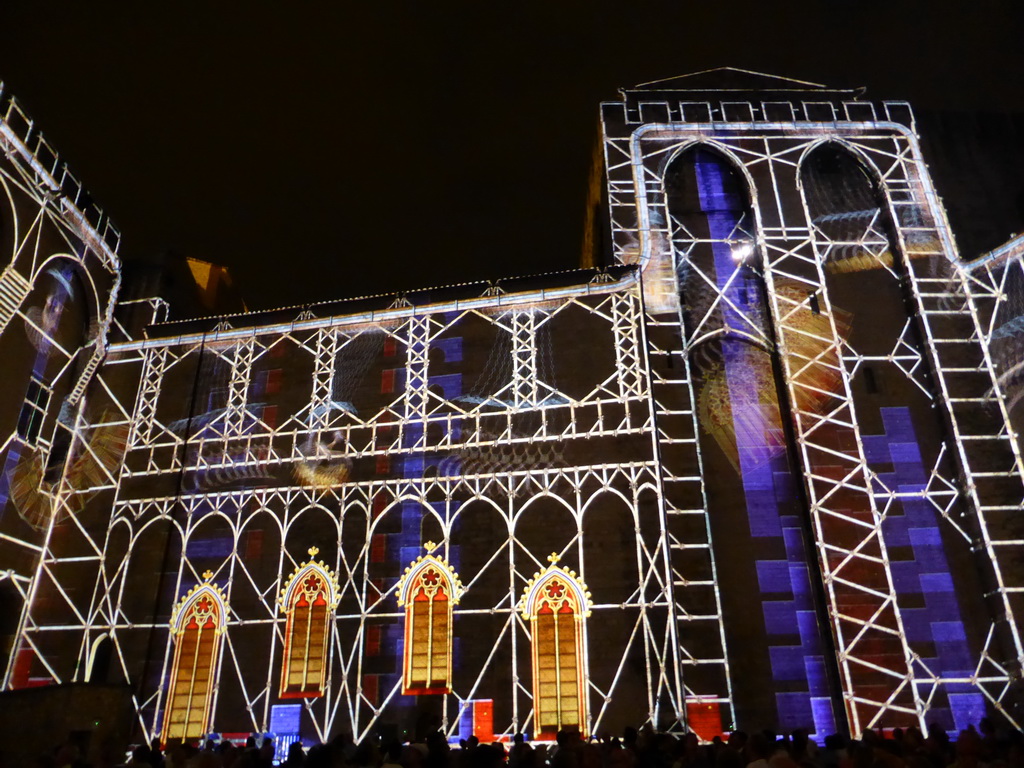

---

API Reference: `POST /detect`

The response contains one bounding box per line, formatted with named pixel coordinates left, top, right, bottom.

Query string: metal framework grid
left=10, top=283, right=690, bottom=744
left=0, top=81, right=121, bottom=693
left=3, top=76, right=1024, bottom=744
left=601, top=83, right=1024, bottom=733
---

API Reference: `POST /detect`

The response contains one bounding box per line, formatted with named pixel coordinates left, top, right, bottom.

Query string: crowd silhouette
left=23, top=718, right=1024, bottom=768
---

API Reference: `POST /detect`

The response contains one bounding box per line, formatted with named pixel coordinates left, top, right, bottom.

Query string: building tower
left=0, top=82, right=122, bottom=694
left=598, top=68, right=1024, bottom=734
left=2, top=70, right=1024, bottom=747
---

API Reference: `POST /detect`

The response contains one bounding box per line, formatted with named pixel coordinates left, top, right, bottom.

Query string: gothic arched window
left=279, top=548, right=339, bottom=698
left=397, top=547, right=463, bottom=695
left=519, top=556, right=591, bottom=738
left=163, top=573, right=228, bottom=742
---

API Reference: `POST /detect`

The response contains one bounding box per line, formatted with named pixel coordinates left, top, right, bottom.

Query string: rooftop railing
left=0, top=81, right=122, bottom=259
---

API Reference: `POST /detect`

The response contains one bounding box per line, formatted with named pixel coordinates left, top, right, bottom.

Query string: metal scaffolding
left=601, top=76, right=1024, bottom=733
left=2, top=72, right=1023, bottom=744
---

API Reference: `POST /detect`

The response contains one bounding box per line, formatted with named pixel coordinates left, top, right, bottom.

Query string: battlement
left=609, top=67, right=916, bottom=131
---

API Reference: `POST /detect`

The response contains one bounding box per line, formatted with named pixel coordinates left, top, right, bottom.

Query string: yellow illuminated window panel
left=403, top=567, right=452, bottom=694
left=162, top=585, right=225, bottom=743
left=397, top=552, right=462, bottom=697
left=280, top=560, right=336, bottom=699
left=520, top=563, right=590, bottom=739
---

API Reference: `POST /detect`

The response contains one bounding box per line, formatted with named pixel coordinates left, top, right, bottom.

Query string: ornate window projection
left=16, top=78, right=1024, bottom=743
left=162, top=573, right=228, bottom=742
left=519, top=556, right=591, bottom=738
left=396, top=545, right=463, bottom=695
left=279, top=547, right=340, bottom=698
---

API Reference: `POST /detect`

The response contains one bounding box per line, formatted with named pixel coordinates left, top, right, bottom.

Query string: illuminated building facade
left=2, top=70, right=1024, bottom=745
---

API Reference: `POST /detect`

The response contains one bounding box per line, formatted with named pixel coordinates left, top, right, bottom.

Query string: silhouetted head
left=385, top=739, right=403, bottom=762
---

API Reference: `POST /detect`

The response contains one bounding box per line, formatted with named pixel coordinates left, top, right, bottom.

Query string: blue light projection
left=863, top=407, right=985, bottom=732
left=690, top=150, right=835, bottom=735
left=376, top=314, right=464, bottom=704
left=0, top=265, right=75, bottom=521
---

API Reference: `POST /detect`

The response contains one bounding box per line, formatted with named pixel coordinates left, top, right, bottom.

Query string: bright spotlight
left=731, top=242, right=754, bottom=261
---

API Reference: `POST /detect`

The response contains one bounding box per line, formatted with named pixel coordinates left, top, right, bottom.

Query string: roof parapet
left=0, top=82, right=121, bottom=269
left=965, top=232, right=1024, bottom=272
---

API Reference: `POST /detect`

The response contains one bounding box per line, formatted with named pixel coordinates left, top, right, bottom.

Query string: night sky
left=1, top=2, right=1022, bottom=311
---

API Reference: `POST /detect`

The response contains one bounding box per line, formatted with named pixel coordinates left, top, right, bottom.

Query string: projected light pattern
left=718, top=341, right=835, bottom=735
left=603, top=85, right=1024, bottom=732
left=369, top=314, right=468, bottom=716
left=864, top=408, right=984, bottom=732
left=2, top=266, right=74, bottom=526
left=14, top=289, right=668, bottom=744
left=683, top=150, right=835, bottom=735
left=0, top=90, right=121, bottom=693
left=6, top=77, right=1024, bottom=744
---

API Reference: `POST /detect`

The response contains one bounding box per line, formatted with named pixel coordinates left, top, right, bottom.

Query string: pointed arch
left=278, top=547, right=340, bottom=698
left=162, top=573, right=228, bottom=742
left=85, top=633, right=112, bottom=683
left=664, top=144, right=772, bottom=349
left=519, top=557, right=591, bottom=738
left=799, top=140, right=991, bottom=730
left=396, top=549, right=463, bottom=695
left=797, top=138, right=943, bottom=287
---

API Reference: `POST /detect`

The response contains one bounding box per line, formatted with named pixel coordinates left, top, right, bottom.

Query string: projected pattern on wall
left=670, top=147, right=837, bottom=736
left=600, top=80, right=1024, bottom=734
left=11, top=287, right=676, bottom=744
left=0, top=83, right=123, bottom=692
left=4, top=74, right=1024, bottom=744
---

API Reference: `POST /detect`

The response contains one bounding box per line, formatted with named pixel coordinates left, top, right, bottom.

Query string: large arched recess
left=800, top=142, right=996, bottom=730
left=449, top=498, right=512, bottom=732
left=688, top=335, right=837, bottom=733
left=0, top=258, right=94, bottom=452
left=579, top=490, right=644, bottom=733
left=664, top=144, right=770, bottom=347
left=665, top=143, right=841, bottom=735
